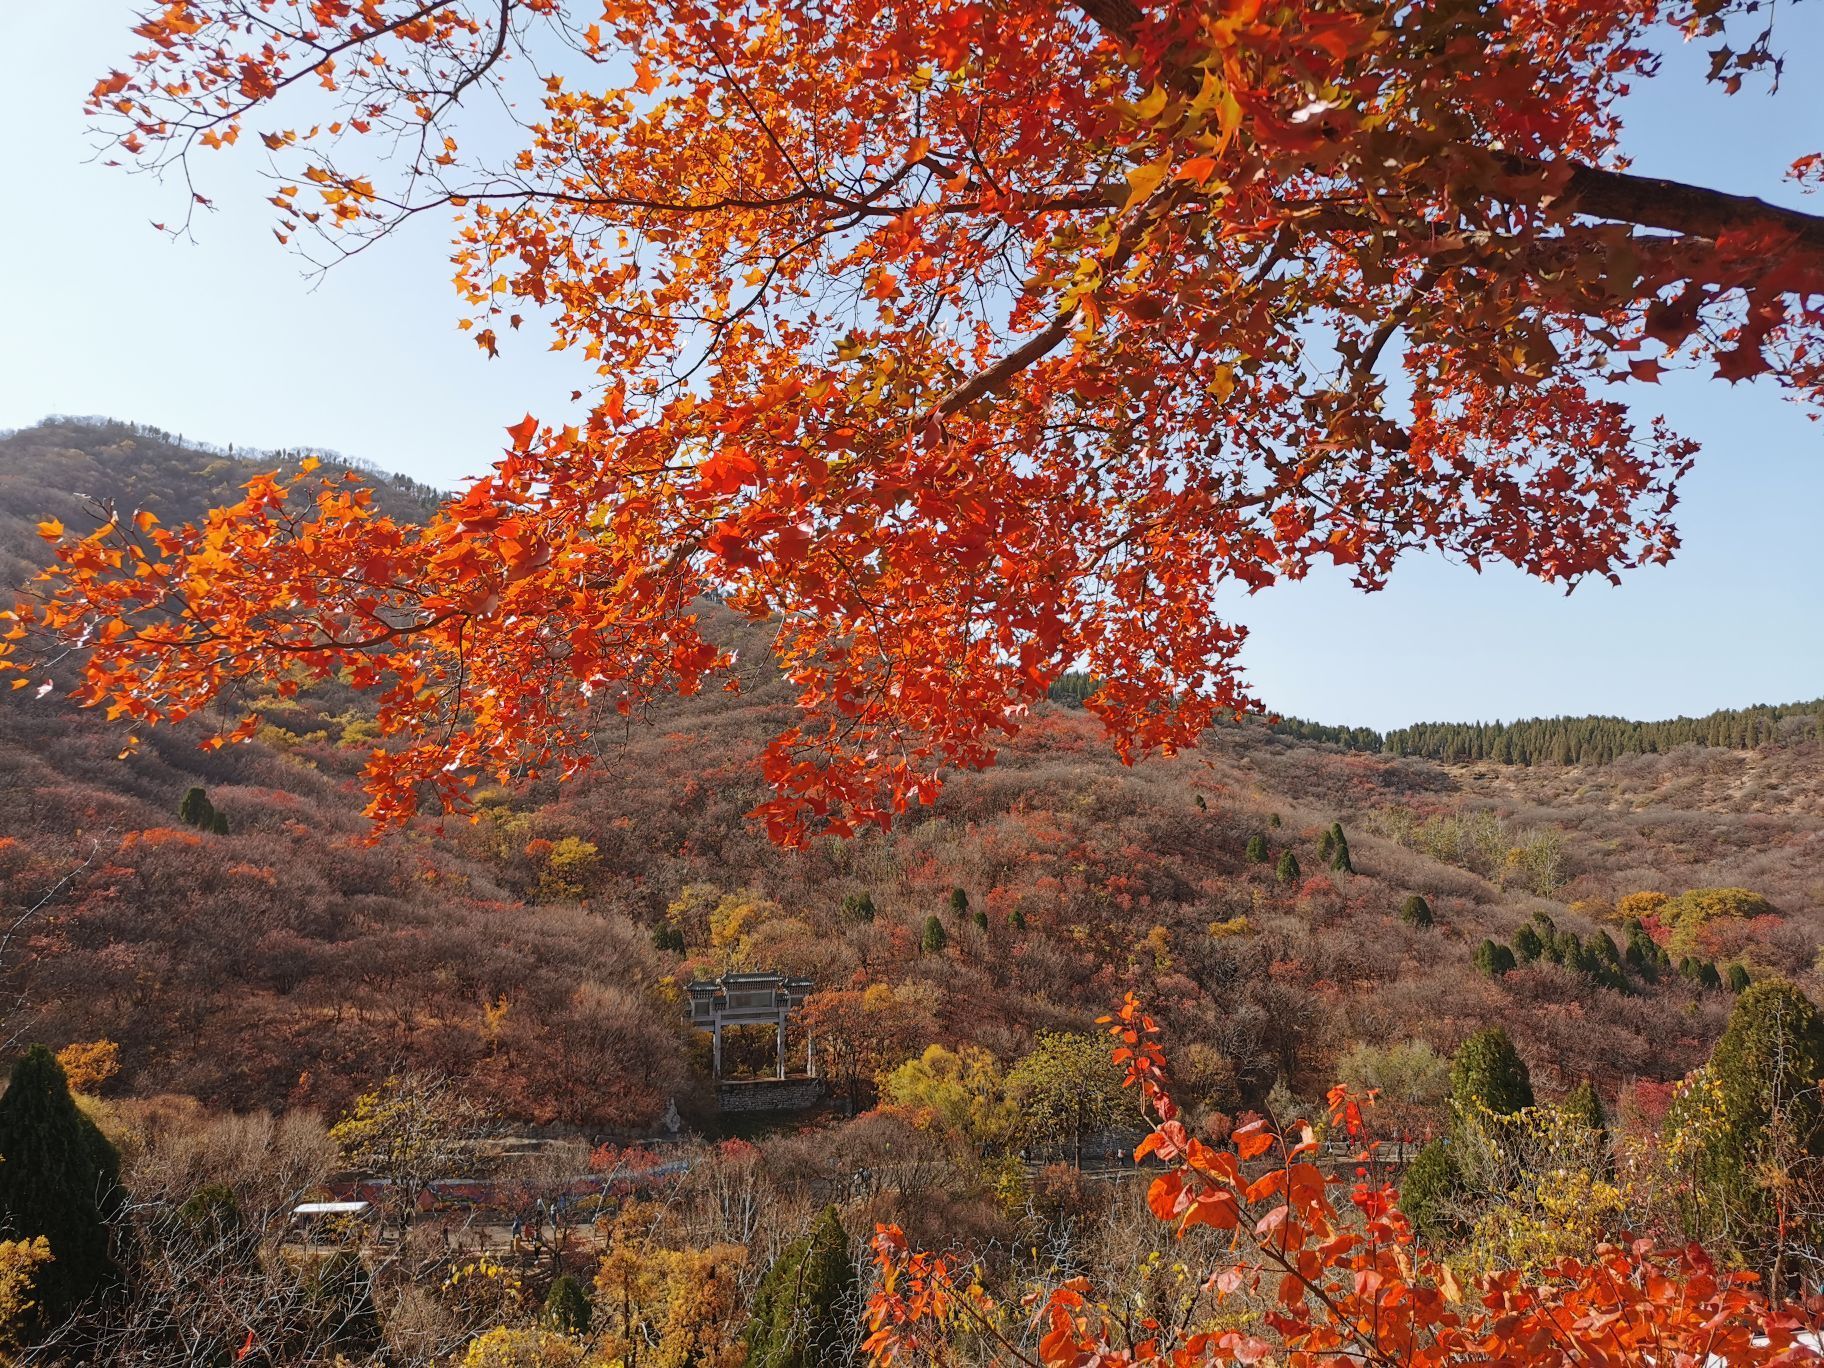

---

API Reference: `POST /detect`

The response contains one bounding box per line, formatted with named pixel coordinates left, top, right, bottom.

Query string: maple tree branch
left=1069, top=0, right=1824, bottom=257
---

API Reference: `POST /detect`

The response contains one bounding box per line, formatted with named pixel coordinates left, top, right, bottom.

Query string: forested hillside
left=3, top=418, right=1820, bottom=1133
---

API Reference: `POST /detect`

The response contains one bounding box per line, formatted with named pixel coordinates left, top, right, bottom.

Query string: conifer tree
left=1400, top=895, right=1433, bottom=929
left=947, top=887, right=969, bottom=917
left=1449, top=1028, right=1534, bottom=1119
left=178, top=785, right=214, bottom=830
left=1473, top=940, right=1515, bottom=978
left=210, top=809, right=229, bottom=836
left=1399, top=1139, right=1463, bottom=1241
left=1275, top=850, right=1300, bottom=885
left=972, top=909, right=988, bottom=933
left=1007, top=910, right=1026, bottom=932
left=1318, top=828, right=1336, bottom=863
left=1666, top=980, right=1824, bottom=1289
left=1727, top=963, right=1752, bottom=994
left=0, top=1046, right=123, bottom=1330
left=1511, top=924, right=1545, bottom=963
left=1245, top=836, right=1269, bottom=864
left=1327, top=823, right=1353, bottom=874
left=543, top=1272, right=592, bottom=1334
left=745, top=1207, right=857, bottom=1368
left=840, top=892, right=875, bottom=924
left=1564, top=1078, right=1607, bottom=1141
left=920, top=916, right=948, bottom=955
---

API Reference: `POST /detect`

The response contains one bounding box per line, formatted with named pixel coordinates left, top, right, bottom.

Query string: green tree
left=972, top=908, right=989, bottom=933
left=1511, top=924, right=1545, bottom=963
left=544, top=1272, right=593, bottom=1334
left=1007, top=909, right=1026, bottom=932
left=1727, top=963, right=1753, bottom=994
left=1664, top=980, right=1824, bottom=1291
left=1400, top=895, right=1434, bottom=929
left=1008, top=1032, right=1131, bottom=1166
left=840, top=892, right=875, bottom=924
left=1449, top=1028, right=1534, bottom=1119
left=178, top=785, right=214, bottom=830
left=946, top=887, right=969, bottom=917
left=1564, top=1079, right=1607, bottom=1145
left=1275, top=850, right=1300, bottom=885
left=1318, top=827, right=1336, bottom=863
left=744, top=1207, right=856, bottom=1368
left=1399, top=1139, right=1463, bottom=1242
left=0, top=1046, right=123, bottom=1331
left=1474, top=940, right=1515, bottom=978
left=1328, top=823, right=1354, bottom=874
left=1245, top=835, right=1269, bottom=864
left=210, top=809, right=230, bottom=836
left=919, top=916, right=948, bottom=955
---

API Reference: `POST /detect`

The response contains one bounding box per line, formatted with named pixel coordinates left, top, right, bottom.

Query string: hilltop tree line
left=1049, top=673, right=1823, bottom=767
left=1276, top=700, right=1824, bottom=766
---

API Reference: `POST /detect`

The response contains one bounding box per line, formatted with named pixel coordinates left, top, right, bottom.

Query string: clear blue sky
left=1, top=4, right=1818, bottom=730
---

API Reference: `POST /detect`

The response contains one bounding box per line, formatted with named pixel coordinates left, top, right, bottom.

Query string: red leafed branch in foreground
left=5, top=0, right=1823, bottom=841
left=864, top=996, right=1822, bottom=1367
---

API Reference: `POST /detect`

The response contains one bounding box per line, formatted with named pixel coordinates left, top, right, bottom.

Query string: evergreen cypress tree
left=1245, top=835, right=1269, bottom=864
left=947, top=887, right=969, bottom=917
left=1399, top=895, right=1433, bottom=928
left=1449, top=1028, right=1534, bottom=1119
left=745, top=1206, right=857, bottom=1368
left=1473, top=940, right=1514, bottom=978
left=210, top=809, right=229, bottom=836
left=920, top=916, right=948, bottom=955
left=1007, top=909, right=1026, bottom=932
left=1511, top=924, right=1545, bottom=962
left=1727, top=963, right=1753, bottom=993
left=1318, top=828, right=1336, bottom=863
left=543, top=1272, right=593, bottom=1333
left=840, top=892, right=876, bottom=924
left=178, top=785, right=214, bottom=830
left=972, top=909, right=989, bottom=933
left=1275, top=850, right=1300, bottom=885
left=1399, top=1138, right=1462, bottom=1241
left=1327, top=823, right=1353, bottom=873
left=0, top=1046, right=123, bottom=1330
left=1564, top=1078, right=1608, bottom=1142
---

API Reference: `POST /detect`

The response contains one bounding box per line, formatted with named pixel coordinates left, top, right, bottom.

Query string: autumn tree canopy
left=7, top=0, right=1821, bottom=840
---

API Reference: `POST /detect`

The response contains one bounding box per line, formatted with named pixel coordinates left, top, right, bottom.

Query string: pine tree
left=1245, top=835, right=1269, bottom=864
left=1449, top=1028, right=1534, bottom=1119
left=178, top=785, right=214, bottom=830
left=1400, top=895, right=1434, bottom=929
left=840, top=892, right=876, bottom=923
left=1275, top=850, right=1300, bottom=885
left=947, top=887, right=969, bottom=917
left=543, top=1272, right=592, bottom=1333
left=745, top=1206, right=857, bottom=1368
left=1727, top=963, right=1753, bottom=993
left=1007, top=909, right=1026, bottom=932
left=1318, top=828, right=1336, bottom=863
left=210, top=809, right=229, bottom=836
left=1511, top=924, right=1544, bottom=963
left=0, top=1046, right=123, bottom=1330
left=920, top=916, right=948, bottom=955
left=972, top=908, right=989, bottom=933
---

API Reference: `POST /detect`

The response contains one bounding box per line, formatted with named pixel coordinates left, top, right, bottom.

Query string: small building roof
left=292, top=1201, right=370, bottom=1215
